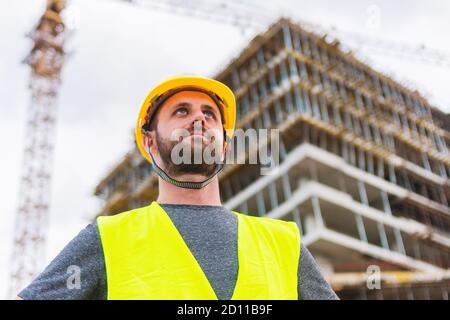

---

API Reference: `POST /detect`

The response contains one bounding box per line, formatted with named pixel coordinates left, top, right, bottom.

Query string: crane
left=118, top=0, right=450, bottom=68
left=9, top=0, right=67, bottom=297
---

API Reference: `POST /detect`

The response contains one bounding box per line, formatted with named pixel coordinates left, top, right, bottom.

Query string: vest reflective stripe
left=97, top=201, right=300, bottom=300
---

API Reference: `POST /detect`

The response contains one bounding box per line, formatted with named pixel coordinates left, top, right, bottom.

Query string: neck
left=156, top=175, right=222, bottom=206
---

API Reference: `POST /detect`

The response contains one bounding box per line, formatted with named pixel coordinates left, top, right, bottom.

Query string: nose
left=191, top=108, right=206, bottom=128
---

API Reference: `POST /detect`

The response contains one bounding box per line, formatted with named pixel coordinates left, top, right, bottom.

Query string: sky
left=0, top=0, right=449, bottom=298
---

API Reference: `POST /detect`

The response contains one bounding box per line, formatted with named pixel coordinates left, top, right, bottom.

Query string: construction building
left=93, top=18, right=450, bottom=300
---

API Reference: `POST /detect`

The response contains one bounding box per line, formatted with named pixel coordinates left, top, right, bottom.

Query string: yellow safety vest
left=97, top=201, right=300, bottom=300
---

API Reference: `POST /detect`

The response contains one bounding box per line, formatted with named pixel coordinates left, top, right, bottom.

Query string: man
left=17, top=75, right=338, bottom=300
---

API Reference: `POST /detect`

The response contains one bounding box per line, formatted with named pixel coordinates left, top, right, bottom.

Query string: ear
left=143, top=130, right=157, bottom=155
left=220, top=141, right=230, bottom=162
left=221, top=131, right=230, bottom=162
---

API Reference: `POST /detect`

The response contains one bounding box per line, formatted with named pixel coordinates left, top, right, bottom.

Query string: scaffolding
left=93, top=18, right=450, bottom=299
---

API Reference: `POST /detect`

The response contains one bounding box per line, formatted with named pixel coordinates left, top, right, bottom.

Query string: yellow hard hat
left=135, top=75, right=236, bottom=164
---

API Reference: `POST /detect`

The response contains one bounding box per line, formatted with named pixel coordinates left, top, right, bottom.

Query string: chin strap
left=148, top=151, right=225, bottom=189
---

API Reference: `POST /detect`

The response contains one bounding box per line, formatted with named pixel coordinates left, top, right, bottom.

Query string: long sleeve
left=298, top=242, right=339, bottom=300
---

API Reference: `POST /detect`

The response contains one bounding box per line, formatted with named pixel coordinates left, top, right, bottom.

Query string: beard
left=155, top=129, right=221, bottom=177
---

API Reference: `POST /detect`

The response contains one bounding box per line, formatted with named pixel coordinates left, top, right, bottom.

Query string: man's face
left=144, top=90, right=225, bottom=178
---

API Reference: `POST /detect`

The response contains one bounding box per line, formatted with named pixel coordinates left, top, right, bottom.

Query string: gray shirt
left=18, top=203, right=338, bottom=300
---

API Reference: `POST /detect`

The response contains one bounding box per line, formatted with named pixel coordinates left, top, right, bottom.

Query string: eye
left=204, top=110, right=215, bottom=119
left=174, top=107, right=188, bottom=116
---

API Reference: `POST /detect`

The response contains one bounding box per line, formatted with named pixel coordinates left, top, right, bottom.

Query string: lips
left=188, top=134, right=208, bottom=142
left=183, top=132, right=207, bottom=140
left=187, top=130, right=207, bottom=138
